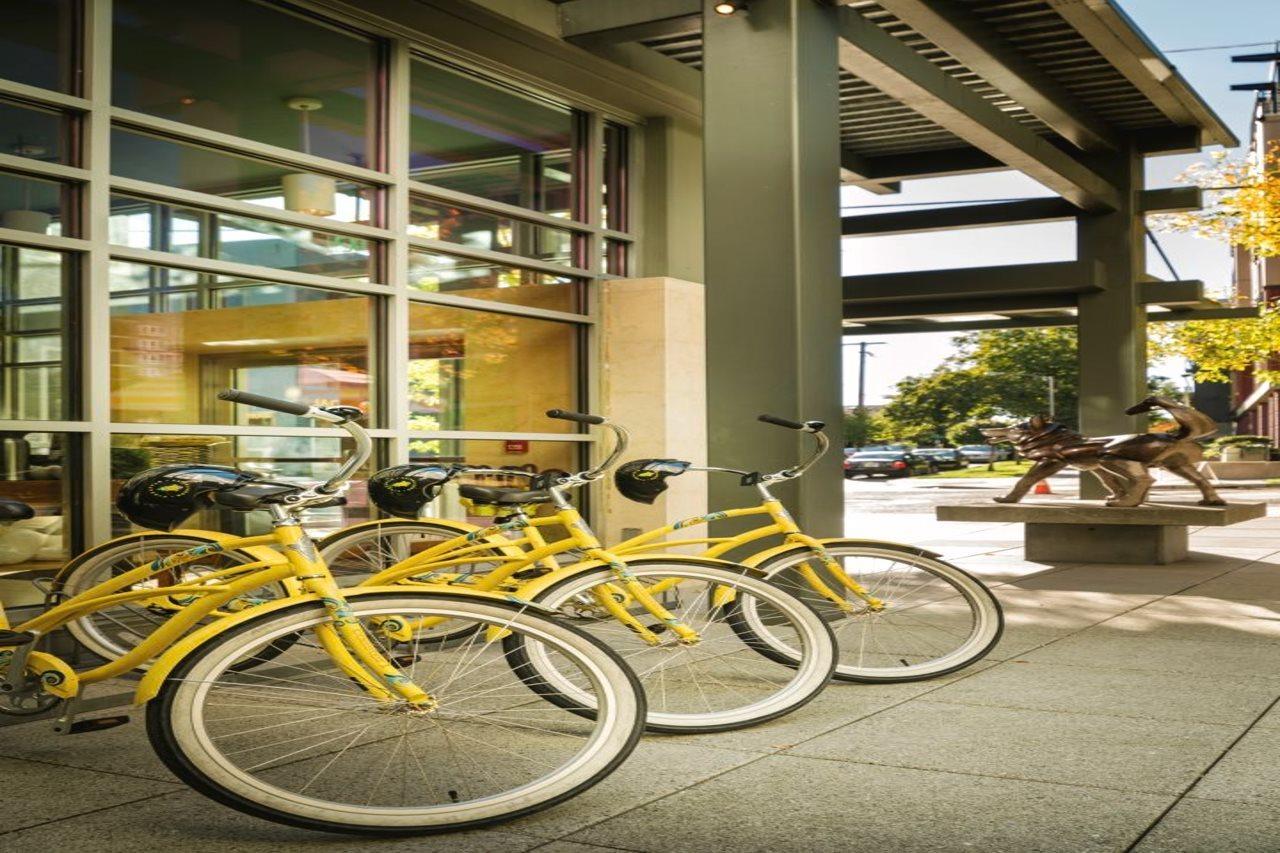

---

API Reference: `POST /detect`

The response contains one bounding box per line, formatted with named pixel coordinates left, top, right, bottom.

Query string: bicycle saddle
left=458, top=484, right=552, bottom=506
left=210, top=480, right=310, bottom=511
left=0, top=498, right=35, bottom=521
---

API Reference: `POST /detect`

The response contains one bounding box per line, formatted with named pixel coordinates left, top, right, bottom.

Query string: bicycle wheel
left=319, top=520, right=506, bottom=585
left=506, top=559, right=836, bottom=733
left=146, top=591, right=645, bottom=835
left=60, top=534, right=281, bottom=668
left=747, top=542, right=1003, bottom=682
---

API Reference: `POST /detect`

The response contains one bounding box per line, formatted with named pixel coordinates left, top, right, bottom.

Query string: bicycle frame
left=0, top=515, right=436, bottom=709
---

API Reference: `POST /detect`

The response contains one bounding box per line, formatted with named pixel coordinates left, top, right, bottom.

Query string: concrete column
left=640, top=116, right=704, bottom=283
left=599, top=277, right=708, bottom=545
left=702, top=0, right=844, bottom=533
left=1075, top=143, right=1145, bottom=498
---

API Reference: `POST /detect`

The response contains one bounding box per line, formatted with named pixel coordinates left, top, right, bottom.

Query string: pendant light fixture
left=1, top=142, right=53, bottom=234
left=282, top=96, right=336, bottom=217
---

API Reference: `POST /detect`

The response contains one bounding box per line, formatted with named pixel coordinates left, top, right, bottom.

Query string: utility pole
left=1046, top=375, right=1056, bottom=420
left=848, top=340, right=885, bottom=410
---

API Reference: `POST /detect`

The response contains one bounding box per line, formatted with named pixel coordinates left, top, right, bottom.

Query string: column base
left=1025, top=523, right=1188, bottom=565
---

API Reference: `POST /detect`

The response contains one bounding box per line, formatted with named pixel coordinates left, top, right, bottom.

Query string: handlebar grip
left=218, top=388, right=312, bottom=417
left=546, top=409, right=606, bottom=426
left=758, top=414, right=807, bottom=431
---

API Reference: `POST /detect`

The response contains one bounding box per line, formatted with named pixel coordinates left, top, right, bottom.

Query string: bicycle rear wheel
left=146, top=592, right=645, bottom=835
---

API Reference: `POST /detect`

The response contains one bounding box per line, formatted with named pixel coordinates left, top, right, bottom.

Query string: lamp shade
left=0, top=210, right=52, bottom=234
left=282, top=172, right=336, bottom=217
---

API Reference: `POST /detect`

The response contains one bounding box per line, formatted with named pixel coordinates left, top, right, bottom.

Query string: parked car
left=844, top=451, right=936, bottom=478
left=914, top=448, right=967, bottom=470
left=957, top=444, right=1000, bottom=463
left=850, top=443, right=911, bottom=454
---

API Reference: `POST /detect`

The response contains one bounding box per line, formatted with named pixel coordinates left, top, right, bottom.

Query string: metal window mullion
left=0, top=229, right=90, bottom=253
left=405, top=235, right=593, bottom=279
left=82, top=0, right=113, bottom=544
left=405, top=430, right=594, bottom=442
left=405, top=289, right=592, bottom=325
left=0, top=420, right=90, bottom=432
left=0, top=153, right=90, bottom=183
left=0, top=78, right=92, bottom=113
left=106, top=246, right=391, bottom=295
left=386, top=37, right=413, bottom=465
left=107, top=422, right=399, bottom=439
left=580, top=111, right=605, bottom=524
left=405, top=179, right=597, bottom=234
left=108, top=177, right=392, bottom=242
left=110, top=108, right=392, bottom=187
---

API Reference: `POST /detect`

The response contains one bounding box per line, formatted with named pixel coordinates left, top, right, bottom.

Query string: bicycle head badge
left=614, top=459, right=691, bottom=504
left=368, top=464, right=456, bottom=519
left=116, top=464, right=254, bottom=531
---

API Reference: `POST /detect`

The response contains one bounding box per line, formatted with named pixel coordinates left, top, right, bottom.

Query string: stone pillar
left=1076, top=143, right=1145, bottom=498
left=599, top=277, right=708, bottom=544
left=702, top=0, right=844, bottom=533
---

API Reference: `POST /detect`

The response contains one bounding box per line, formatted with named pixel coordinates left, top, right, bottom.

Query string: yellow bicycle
left=322, top=414, right=1003, bottom=683
left=3, top=390, right=646, bottom=835
left=56, top=410, right=838, bottom=734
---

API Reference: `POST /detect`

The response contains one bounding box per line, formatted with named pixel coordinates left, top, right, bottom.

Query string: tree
left=843, top=408, right=887, bottom=447
left=1151, top=144, right=1280, bottom=258
left=1149, top=303, right=1280, bottom=384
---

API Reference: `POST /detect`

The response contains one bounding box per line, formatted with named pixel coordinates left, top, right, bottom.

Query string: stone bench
left=935, top=500, right=1267, bottom=564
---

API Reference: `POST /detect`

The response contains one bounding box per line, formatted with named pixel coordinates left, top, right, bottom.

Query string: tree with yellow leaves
left=1153, top=143, right=1280, bottom=258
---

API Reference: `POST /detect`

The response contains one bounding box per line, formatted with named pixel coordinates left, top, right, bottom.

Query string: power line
left=1164, top=40, right=1279, bottom=54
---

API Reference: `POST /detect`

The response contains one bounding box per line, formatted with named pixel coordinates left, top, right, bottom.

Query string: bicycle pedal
left=391, top=654, right=420, bottom=667
left=0, top=629, right=35, bottom=647
left=57, top=714, right=130, bottom=735
left=645, top=624, right=669, bottom=634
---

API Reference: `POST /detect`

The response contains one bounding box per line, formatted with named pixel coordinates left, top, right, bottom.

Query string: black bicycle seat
left=458, top=484, right=552, bottom=506
left=0, top=499, right=34, bottom=521
left=210, top=481, right=308, bottom=511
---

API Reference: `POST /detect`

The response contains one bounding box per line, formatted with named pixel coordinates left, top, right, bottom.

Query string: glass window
left=112, top=0, right=380, bottom=168
left=0, top=0, right=78, bottom=94
left=0, top=245, right=70, bottom=420
left=109, top=195, right=377, bottom=281
left=410, top=59, right=576, bottom=216
left=111, top=126, right=379, bottom=225
left=0, top=171, right=75, bottom=237
left=111, top=433, right=378, bottom=538
left=602, top=239, right=628, bottom=276
left=408, top=196, right=577, bottom=267
left=0, top=432, right=78, bottom=581
left=109, top=262, right=377, bottom=426
left=603, top=122, right=628, bottom=231
left=408, top=303, right=579, bottom=435
left=408, top=250, right=580, bottom=313
left=0, top=99, right=73, bottom=165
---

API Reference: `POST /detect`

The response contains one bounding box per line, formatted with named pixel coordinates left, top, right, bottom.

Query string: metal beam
left=849, top=147, right=1005, bottom=182
left=840, top=149, right=901, bottom=195
left=558, top=0, right=700, bottom=46
left=876, top=0, right=1118, bottom=151
left=845, top=294, right=1078, bottom=322
left=844, top=261, right=1099, bottom=303
left=836, top=6, right=1121, bottom=211
left=1141, top=280, right=1203, bottom=306
left=842, top=197, right=1077, bottom=237
left=845, top=305, right=1258, bottom=335
left=1139, top=186, right=1203, bottom=214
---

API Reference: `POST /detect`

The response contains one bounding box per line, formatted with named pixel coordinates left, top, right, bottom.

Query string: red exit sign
left=504, top=439, right=529, bottom=454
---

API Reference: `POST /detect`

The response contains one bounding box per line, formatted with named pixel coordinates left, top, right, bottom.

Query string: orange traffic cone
left=1033, top=480, right=1052, bottom=495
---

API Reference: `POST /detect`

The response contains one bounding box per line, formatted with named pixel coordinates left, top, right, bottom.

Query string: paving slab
left=1187, top=727, right=1280, bottom=807
left=1012, top=562, right=1243, bottom=596
left=571, top=754, right=1171, bottom=853
left=532, top=843, right=630, bottom=853
left=0, top=788, right=544, bottom=853
left=1133, top=798, right=1280, bottom=853
left=928, top=660, right=1280, bottom=726
left=1022, top=633, right=1280, bottom=680
left=0, top=714, right=173, bottom=782
left=788, top=700, right=1238, bottom=794
left=1177, top=560, right=1280, bottom=602
left=0, top=755, right=180, bottom=833
left=1085, top=596, right=1280, bottom=647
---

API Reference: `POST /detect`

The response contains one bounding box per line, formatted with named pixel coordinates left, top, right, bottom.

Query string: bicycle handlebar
left=756, top=413, right=830, bottom=478
left=546, top=409, right=606, bottom=426
left=544, top=409, right=629, bottom=483
left=218, top=388, right=371, bottom=494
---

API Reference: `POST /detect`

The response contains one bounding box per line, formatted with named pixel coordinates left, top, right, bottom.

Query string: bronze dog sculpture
left=981, top=396, right=1225, bottom=507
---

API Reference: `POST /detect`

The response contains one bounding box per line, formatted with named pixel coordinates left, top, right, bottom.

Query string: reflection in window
left=112, top=0, right=379, bottom=167
left=0, top=0, right=77, bottom=94
left=603, top=122, right=628, bottom=231
left=111, top=433, right=377, bottom=538
left=109, top=262, right=376, bottom=426
left=111, top=127, right=378, bottom=225
left=408, top=250, right=580, bottom=313
left=0, top=99, right=72, bottom=165
left=0, top=171, right=74, bottom=237
left=0, top=245, right=68, bottom=420
left=408, top=303, right=579, bottom=435
left=409, top=59, right=576, bottom=216
left=602, top=239, right=628, bottom=276
left=109, top=195, right=377, bottom=281
left=408, top=196, right=576, bottom=267
left=0, top=433, right=76, bottom=580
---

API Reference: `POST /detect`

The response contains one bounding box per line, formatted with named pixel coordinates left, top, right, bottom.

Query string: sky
left=841, top=0, right=1280, bottom=407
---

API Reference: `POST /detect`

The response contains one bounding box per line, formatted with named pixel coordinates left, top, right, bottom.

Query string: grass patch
left=918, top=460, right=1034, bottom=479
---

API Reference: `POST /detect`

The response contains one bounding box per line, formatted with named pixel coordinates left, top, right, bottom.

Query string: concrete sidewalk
left=2, top=490, right=1279, bottom=851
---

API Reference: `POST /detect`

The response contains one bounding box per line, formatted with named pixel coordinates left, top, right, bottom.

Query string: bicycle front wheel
left=507, top=559, right=836, bottom=733
left=748, top=542, right=1003, bottom=682
left=147, top=592, right=645, bottom=835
